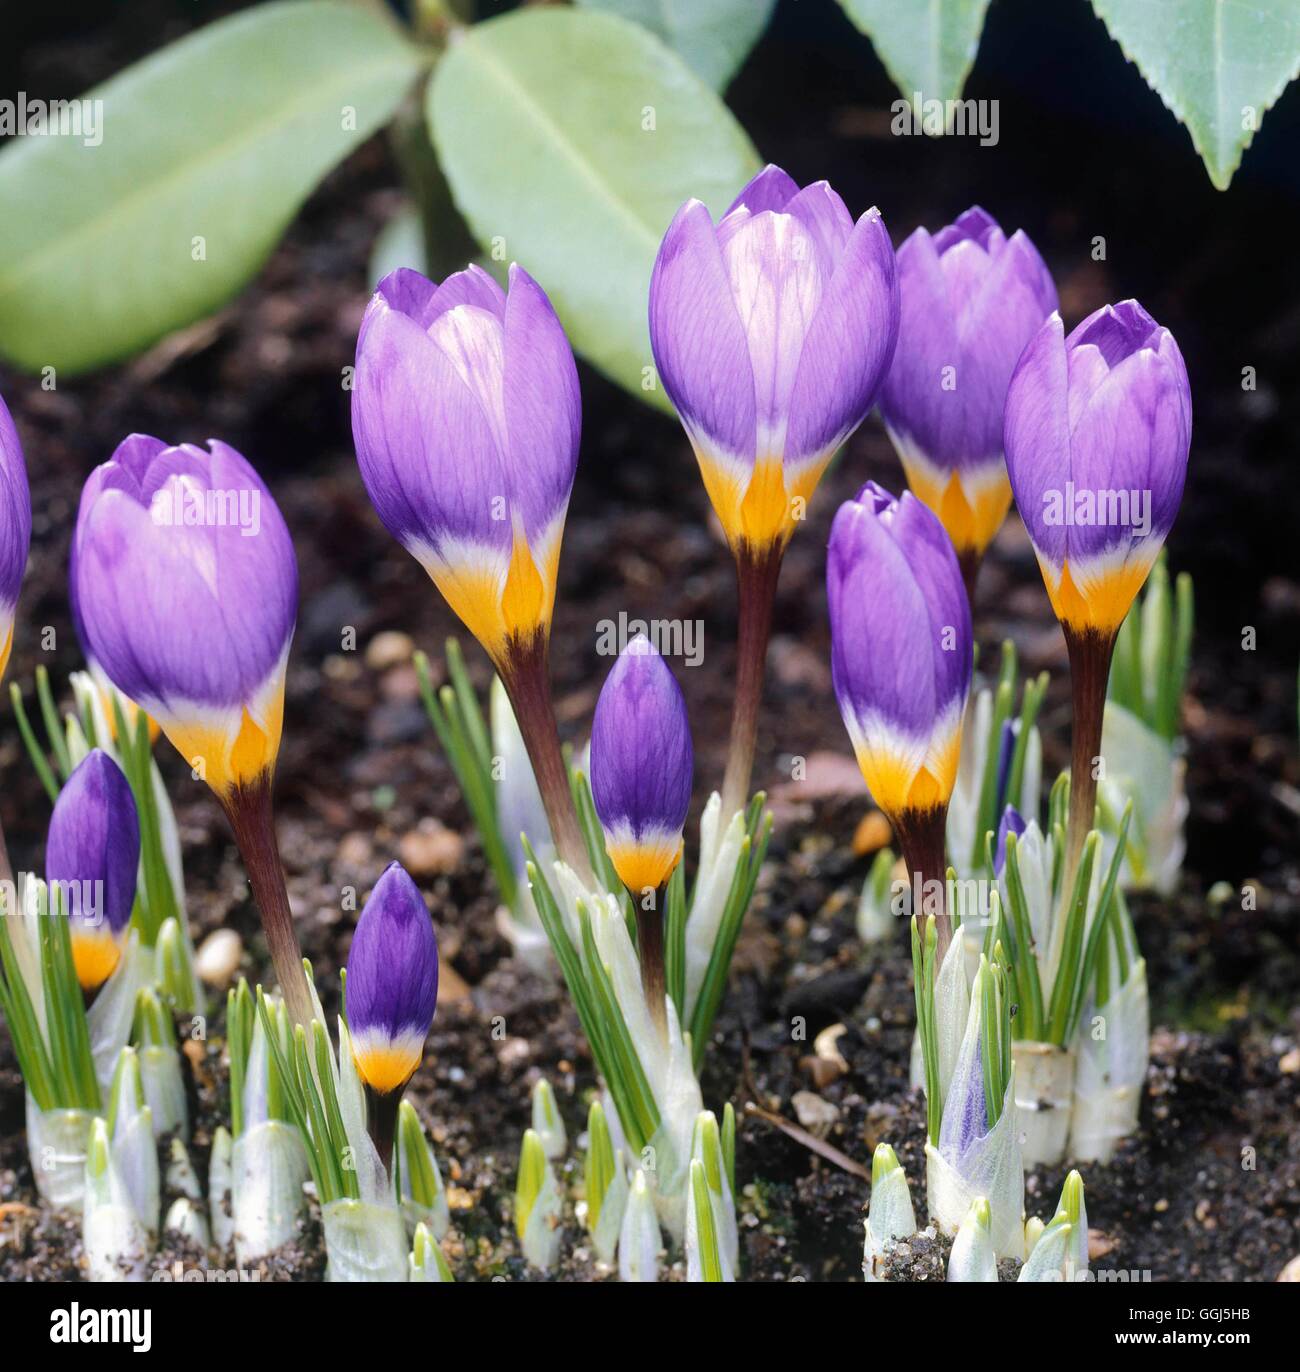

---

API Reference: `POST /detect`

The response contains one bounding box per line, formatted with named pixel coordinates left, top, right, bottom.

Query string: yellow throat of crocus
left=70, top=926, right=121, bottom=992
left=606, top=832, right=684, bottom=895
left=351, top=1033, right=423, bottom=1095
left=1039, top=550, right=1156, bottom=639
left=697, top=449, right=832, bottom=554
left=163, top=687, right=286, bottom=798
left=427, top=520, right=560, bottom=669
left=900, top=454, right=1012, bottom=559
left=853, top=726, right=962, bottom=820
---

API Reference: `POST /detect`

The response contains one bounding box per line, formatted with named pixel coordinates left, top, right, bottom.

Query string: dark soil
left=1, top=0, right=1298, bottom=1282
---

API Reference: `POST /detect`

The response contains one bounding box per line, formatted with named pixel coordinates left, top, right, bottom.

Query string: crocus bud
left=828, top=482, right=972, bottom=822
left=880, top=207, right=1057, bottom=568
left=45, top=749, right=140, bottom=991
left=70, top=435, right=297, bottom=797
left=590, top=636, right=693, bottom=893
left=994, top=804, right=1027, bottom=875
left=351, top=265, right=580, bottom=671
left=1004, top=300, right=1192, bottom=639
left=345, top=863, right=439, bottom=1096
left=650, top=164, right=898, bottom=555
left=0, top=391, right=31, bottom=679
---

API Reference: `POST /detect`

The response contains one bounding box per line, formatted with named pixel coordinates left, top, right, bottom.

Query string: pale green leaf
left=0, top=0, right=423, bottom=374
left=1092, top=0, right=1300, bottom=189
left=429, top=7, right=760, bottom=410
left=576, top=0, right=776, bottom=89
left=836, top=0, right=991, bottom=104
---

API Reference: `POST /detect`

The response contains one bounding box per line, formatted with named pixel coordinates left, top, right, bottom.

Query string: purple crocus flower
left=346, top=863, right=439, bottom=1096
left=0, top=391, right=31, bottom=679
left=71, top=435, right=298, bottom=798
left=650, top=164, right=899, bottom=554
left=45, top=750, right=140, bottom=991
left=351, top=264, right=580, bottom=671
left=994, top=804, right=1028, bottom=876
left=1003, top=300, right=1192, bottom=638
left=589, top=636, right=693, bottom=893
left=880, top=207, right=1057, bottom=565
left=827, top=482, right=972, bottom=820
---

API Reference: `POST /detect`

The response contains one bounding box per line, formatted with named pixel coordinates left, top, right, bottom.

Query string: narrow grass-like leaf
left=11, top=682, right=60, bottom=804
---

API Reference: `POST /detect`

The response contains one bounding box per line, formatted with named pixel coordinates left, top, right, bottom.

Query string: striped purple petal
left=0, top=391, right=31, bottom=657
left=828, top=482, right=972, bottom=818
left=994, top=804, right=1027, bottom=876
left=879, top=208, right=1056, bottom=557
left=352, top=263, right=580, bottom=664
left=590, top=635, right=693, bottom=892
left=650, top=164, right=898, bottom=552
left=1004, top=301, right=1191, bottom=634
left=71, top=436, right=297, bottom=794
left=46, top=749, right=140, bottom=991
left=346, top=862, right=439, bottom=1095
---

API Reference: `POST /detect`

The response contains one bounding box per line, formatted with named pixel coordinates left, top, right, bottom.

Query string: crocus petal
left=1004, top=313, right=1070, bottom=572
left=0, top=392, right=31, bottom=676
left=353, top=265, right=579, bottom=667
left=828, top=483, right=971, bottom=818
left=1005, top=300, right=1191, bottom=636
left=590, top=636, right=693, bottom=892
left=882, top=209, right=1057, bottom=558
left=994, top=804, right=1027, bottom=876
left=72, top=438, right=297, bottom=796
left=726, top=163, right=799, bottom=216
left=501, top=263, right=581, bottom=548
left=890, top=491, right=973, bottom=712
left=651, top=166, right=901, bottom=556
left=346, top=863, right=439, bottom=1095
left=46, top=750, right=140, bottom=991
left=783, top=181, right=855, bottom=267
left=784, top=208, right=899, bottom=471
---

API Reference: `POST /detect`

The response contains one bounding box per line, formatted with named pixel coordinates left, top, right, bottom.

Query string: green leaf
left=836, top=0, right=992, bottom=104
left=429, top=7, right=760, bottom=409
left=576, top=0, right=776, bottom=90
left=0, top=0, right=423, bottom=374
left=1091, top=0, right=1300, bottom=190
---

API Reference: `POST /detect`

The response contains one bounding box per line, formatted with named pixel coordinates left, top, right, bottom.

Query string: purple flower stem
left=721, top=543, right=783, bottom=822
left=223, top=778, right=314, bottom=1029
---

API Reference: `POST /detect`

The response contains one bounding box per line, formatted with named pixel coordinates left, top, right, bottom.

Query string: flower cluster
left=0, top=140, right=1196, bottom=1287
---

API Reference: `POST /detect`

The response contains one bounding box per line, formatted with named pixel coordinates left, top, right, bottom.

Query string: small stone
left=813, top=1023, right=850, bottom=1075
left=194, top=929, right=242, bottom=988
left=800, top=1056, right=842, bottom=1090
left=337, top=832, right=372, bottom=867
left=365, top=630, right=414, bottom=671
left=497, top=1037, right=532, bottom=1070
left=1087, top=1229, right=1117, bottom=1260
left=400, top=822, right=464, bottom=877
left=1153, top=1197, right=1169, bottom=1213
left=852, top=810, right=893, bottom=857
left=791, top=1090, right=838, bottom=1137
left=1279, top=1047, right=1300, bottom=1074
left=1276, top=1256, right=1300, bottom=1282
